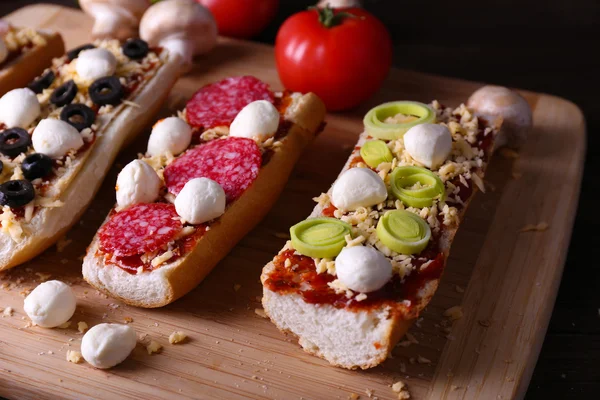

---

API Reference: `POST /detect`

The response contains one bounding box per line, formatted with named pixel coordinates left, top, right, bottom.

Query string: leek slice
left=390, top=166, right=445, bottom=208
left=376, top=210, right=431, bottom=254
left=363, top=101, right=436, bottom=140
left=290, top=217, right=352, bottom=258
left=360, top=140, right=393, bottom=168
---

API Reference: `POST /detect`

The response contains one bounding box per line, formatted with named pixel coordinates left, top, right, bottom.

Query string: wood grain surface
left=0, top=5, right=586, bottom=400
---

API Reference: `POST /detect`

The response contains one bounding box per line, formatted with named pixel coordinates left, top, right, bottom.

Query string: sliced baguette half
left=83, top=92, right=326, bottom=308
left=0, top=47, right=181, bottom=270
left=0, top=29, right=65, bottom=96
left=261, top=101, right=502, bottom=369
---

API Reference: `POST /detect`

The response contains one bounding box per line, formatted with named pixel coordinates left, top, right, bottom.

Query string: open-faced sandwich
left=0, top=38, right=182, bottom=270
left=83, top=76, right=326, bottom=308
left=0, top=20, right=65, bottom=96
left=260, top=89, right=529, bottom=369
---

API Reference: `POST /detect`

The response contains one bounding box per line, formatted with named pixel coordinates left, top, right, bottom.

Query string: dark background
left=1, top=1, right=598, bottom=399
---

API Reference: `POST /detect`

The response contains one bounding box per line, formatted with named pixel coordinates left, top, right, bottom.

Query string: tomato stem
left=310, top=5, right=356, bottom=28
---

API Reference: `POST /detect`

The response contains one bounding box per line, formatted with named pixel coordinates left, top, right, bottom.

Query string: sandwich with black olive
left=0, top=38, right=181, bottom=270
left=0, top=20, right=65, bottom=96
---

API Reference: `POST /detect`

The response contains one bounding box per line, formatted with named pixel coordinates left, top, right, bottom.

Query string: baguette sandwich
left=0, top=38, right=181, bottom=270
left=0, top=21, right=65, bottom=96
left=260, top=90, right=526, bottom=369
left=83, top=76, right=326, bottom=308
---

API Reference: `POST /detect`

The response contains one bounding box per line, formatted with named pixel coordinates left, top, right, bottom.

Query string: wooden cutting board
left=0, top=5, right=585, bottom=400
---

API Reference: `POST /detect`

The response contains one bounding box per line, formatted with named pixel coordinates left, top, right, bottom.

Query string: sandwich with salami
left=0, top=20, right=65, bottom=96
left=0, top=37, right=183, bottom=270
left=260, top=88, right=531, bottom=369
left=82, top=76, right=326, bottom=308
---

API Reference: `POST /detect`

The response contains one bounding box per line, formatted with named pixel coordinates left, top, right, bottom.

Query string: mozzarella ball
left=467, top=85, right=532, bottom=148
left=147, top=117, right=192, bottom=157
left=81, top=323, right=137, bottom=369
left=174, top=177, right=226, bottom=224
left=0, top=88, right=41, bottom=128
left=331, top=168, right=387, bottom=211
left=23, top=280, right=76, bottom=328
left=116, top=160, right=161, bottom=209
left=336, top=246, right=392, bottom=293
left=0, top=39, right=8, bottom=64
left=76, top=48, right=117, bottom=81
left=32, top=118, right=84, bottom=159
left=404, top=123, right=452, bottom=169
left=229, top=100, right=280, bottom=141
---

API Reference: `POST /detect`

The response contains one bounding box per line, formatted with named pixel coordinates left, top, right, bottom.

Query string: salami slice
left=164, top=137, right=261, bottom=202
left=186, top=76, right=274, bottom=129
left=99, top=203, right=182, bottom=257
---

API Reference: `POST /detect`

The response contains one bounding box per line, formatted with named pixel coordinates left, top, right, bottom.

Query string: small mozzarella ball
left=147, top=117, right=192, bottom=157
left=229, top=100, right=280, bottom=141
left=76, top=48, right=117, bottom=81
left=467, top=85, right=532, bottom=148
left=32, top=118, right=84, bottom=159
left=116, top=160, right=161, bottom=209
left=0, top=88, right=41, bottom=128
left=81, top=323, right=137, bottom=369
left=174, top=177, right=225, bottom=224
left=331, top=168, right=387, bottom=211
left=404, top=123, right=452, bottom=169
left=0, top=39, right=8, bottom=64
left=336, top=246, right=392, bottom=293
left=23, top=280, right=76, bottom=328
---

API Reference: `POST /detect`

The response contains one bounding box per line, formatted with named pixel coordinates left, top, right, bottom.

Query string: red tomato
left=197, top=0, right=279, bottom=39
left=275, top=7, right=392, bottom=111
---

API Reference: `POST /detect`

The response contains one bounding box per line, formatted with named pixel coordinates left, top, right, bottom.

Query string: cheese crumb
left=57, top=321, right=71, bottom=329
left=520, top=222, right=549, bottom=232
left=123, top=316, right=133, bottom=323
left=417, top=355, right=432, bottom=364
left=146, top=340, right=162, bottom=354
left=254, top=308, right=268, bottom=319
left=35, top=272, right=52, bottom=282
left=2, top=306, right=13, bottom=317
left=169, top=331, right=187, bottom=344
left=151, top=250, right=174, bottom=267
left=392, top=381, right=411, bottom=399
left=443, top=306, right=464, bottom=321
left=355, top=293, right=367, bottom=302
left=345, top=234, right=366, bottom=247
left=56, top=237, right=72, bottom=252
left=66, top=350, right=83, bottom=364
left=77, top=321, right=88, bottom=333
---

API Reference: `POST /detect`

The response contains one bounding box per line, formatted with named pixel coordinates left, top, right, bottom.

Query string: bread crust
left=0, top=53, right=181, bottom=270
left=83, top=92, right=326, bottom=308
left=0, top=32, right=64, bottom=96
left=260, top=115, right=502, bottom=369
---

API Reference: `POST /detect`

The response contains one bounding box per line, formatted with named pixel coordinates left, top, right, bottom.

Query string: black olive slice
left=22, top=153, right=53, bottom=181
left=60, top=104, right=96, bottom=132
left=122, top=39, right=149, bottom=60
left=28, top=70, right=56, bottom=94
left=0, top=180, right=35, bottom=208
left=0, top=128, right=32, bottom=158
left=67, top=44, right=95, bottom=61
left=88, top=76, right=123, bottom=106
left=51, top=80, right=78, bottom=107
left=0, top=161, right=3, bottom=175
